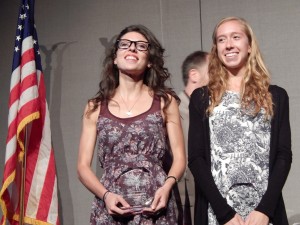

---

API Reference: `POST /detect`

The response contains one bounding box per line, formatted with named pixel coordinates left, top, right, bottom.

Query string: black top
left=188, top=85, right=292, bottom=225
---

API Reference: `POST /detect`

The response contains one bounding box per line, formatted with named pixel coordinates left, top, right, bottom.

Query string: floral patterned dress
left=208, top=91, right=271, bottom=224
left=90, top=96, right=177, bottom=225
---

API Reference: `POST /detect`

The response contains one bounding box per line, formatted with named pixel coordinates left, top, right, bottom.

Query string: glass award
left=115, top=168, right=154, bottom=211
left=122, top=192, right=153, bottom=211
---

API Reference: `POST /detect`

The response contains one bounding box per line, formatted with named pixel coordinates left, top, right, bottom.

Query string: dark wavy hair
left=87, top=24, right=179, bottom=115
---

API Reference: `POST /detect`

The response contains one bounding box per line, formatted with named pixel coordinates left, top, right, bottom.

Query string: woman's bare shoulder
left=83, top=101, right=101, bottom=123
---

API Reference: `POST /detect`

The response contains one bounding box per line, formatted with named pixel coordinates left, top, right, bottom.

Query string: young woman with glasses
left=77, top=24, right=185, bottom=224
left=188, top=17, right=292, bottom=225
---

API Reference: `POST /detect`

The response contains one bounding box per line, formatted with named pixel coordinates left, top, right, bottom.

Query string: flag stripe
left=24, top=115, right=43, bottom=218
left=10, top=67, right=21, bottom=92
left=48, top=177, right=59, bottom=224
left=8, top=85, right=20, bottom=113
left=6, top=98, right=39, bottom=152
left=20, top=48, right=35, bottom=69
left=4, top=136, right=17, bottom=164
left=36, top=151, right=55, bottom=220
left=35, top=75, right=58, bottom=221
left=19, top=73, right=38, bottom=98
left=2, top=150, right=17, bottom=180
left=21, top=36, right=34, bottom=56
left=20, top=60, right=36, bottom=82
left=18, top=81, right=38, bottom=112
left=6, top=116, right=18, bottom=149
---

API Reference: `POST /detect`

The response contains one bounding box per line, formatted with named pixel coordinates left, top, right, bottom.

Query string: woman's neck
left=117, top=81, right=146, bottom=98
left=226, top=74, right=243, bottom=92
left=118, top=74, right=145, bottom=96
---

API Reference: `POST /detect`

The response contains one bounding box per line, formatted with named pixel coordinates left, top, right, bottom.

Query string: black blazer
left=188, top=85, right=292, bottom=225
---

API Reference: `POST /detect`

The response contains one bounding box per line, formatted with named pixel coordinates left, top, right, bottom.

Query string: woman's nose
left=226, top=39, right=233, bottom=49
left=129, top=42, right=137, bottom=51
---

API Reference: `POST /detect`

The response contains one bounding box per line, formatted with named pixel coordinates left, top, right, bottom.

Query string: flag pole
left=19, top=127, right=28, bottom=225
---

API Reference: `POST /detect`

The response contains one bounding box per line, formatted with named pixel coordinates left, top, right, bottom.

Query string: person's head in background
left=181, top=51, right=209, bottom=97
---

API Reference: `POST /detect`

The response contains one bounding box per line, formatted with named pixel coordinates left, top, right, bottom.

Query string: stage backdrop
left=1, top=0, right=299, bottom=224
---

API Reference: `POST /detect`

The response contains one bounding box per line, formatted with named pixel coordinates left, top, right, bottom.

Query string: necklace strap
left=119, top=92, right=142, bottom=116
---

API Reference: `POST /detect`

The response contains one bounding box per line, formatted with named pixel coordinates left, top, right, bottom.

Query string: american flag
left=0, top=0, right=60, bottom=224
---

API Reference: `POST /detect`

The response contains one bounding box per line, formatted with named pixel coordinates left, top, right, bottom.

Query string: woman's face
left=114, top=31, right=150, bottom=77
left=216, top=20, right=251, bottom=75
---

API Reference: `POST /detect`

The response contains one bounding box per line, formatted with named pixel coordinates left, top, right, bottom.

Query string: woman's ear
left=248, top=45, right=251, bottom=54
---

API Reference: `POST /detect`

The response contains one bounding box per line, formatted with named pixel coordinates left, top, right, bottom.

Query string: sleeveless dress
left=90, top=96, right=177, bottom=225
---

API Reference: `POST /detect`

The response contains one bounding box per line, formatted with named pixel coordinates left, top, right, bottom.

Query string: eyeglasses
left=117, top=39, right=150, bottom=51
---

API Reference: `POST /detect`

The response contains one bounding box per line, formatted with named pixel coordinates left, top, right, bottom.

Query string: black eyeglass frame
left=116, top=39, right=150, bottom=51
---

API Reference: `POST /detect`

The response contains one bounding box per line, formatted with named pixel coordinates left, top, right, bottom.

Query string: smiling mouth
left=125, top=55, right=138, bottom=60
left=225, top=52, right=238, bottom=57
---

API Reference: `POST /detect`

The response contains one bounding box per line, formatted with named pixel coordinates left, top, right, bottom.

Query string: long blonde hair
left=208, top=17, right=273, bottom=118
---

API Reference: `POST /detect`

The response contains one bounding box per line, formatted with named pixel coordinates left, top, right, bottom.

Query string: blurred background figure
left=177, top=51, right=209, bottom=225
